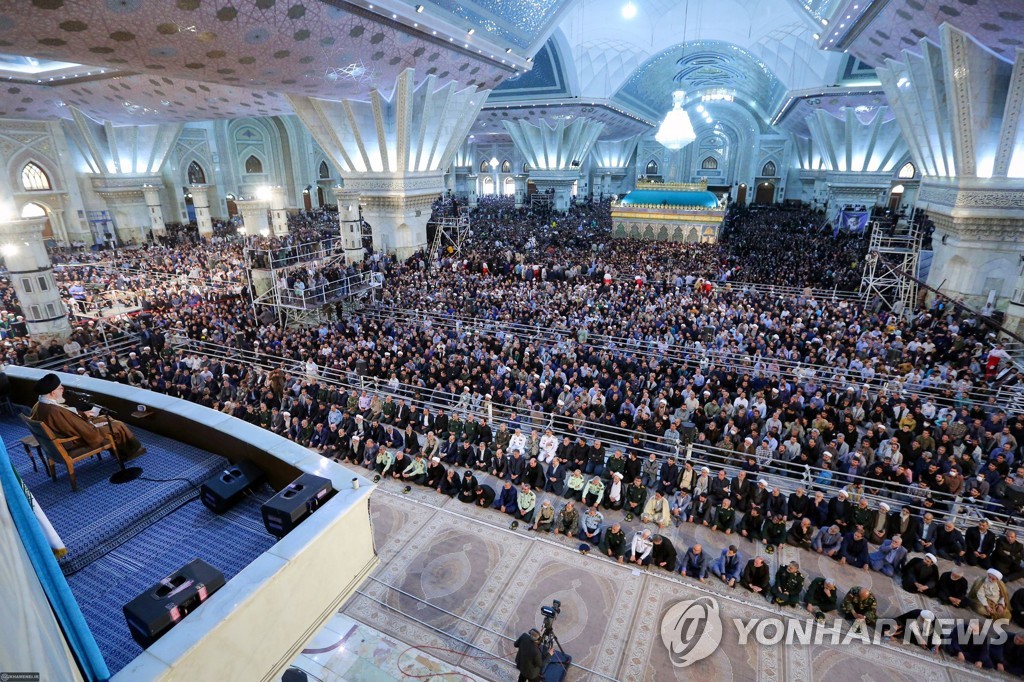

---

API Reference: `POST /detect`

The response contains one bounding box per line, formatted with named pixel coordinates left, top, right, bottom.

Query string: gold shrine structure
left=611, top=178, right=726, bottom=243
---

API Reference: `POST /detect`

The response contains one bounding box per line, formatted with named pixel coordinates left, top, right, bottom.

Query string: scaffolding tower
left=860, top=221, right=922, bottom=317
left=244, top=233, right=383, bottom=328
left=427, top=209, right=470, bottom=265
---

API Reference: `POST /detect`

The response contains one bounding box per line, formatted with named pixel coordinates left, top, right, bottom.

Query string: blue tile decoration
left=492, top=37, right=569, bottom=99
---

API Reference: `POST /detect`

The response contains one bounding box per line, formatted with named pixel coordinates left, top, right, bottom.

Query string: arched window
left=245, top=155, right=264, bottom=174
left=481, top=175, right=494, bottom=195
left=891, top=184, right=905, bottom=194
left=20, top=202, right=46, bottom=218
left=21, top=162, right=51, bottom=191
left=500, top=159, right=511, bottom=173
left=503, top=176, right=515, bottom=196
left=645, top=160, right=659, bottom=175
left=523, top=162, right=530, bottom=173
left=187, top=161, right=206, bottom=184
left=898, top=161, right=916, bottom=179
left=761, top=160, right=777, bottom=177
left=701, top=156, right=718, bottom=170
left=318, top=160, right=330, bottom=179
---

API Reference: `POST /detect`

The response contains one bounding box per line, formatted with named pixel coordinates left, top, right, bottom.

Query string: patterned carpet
left=0, top=415, right=277, bottom=675
left=341, top=465, right=1006, bottom=682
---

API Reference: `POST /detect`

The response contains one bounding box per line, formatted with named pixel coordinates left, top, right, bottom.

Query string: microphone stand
left=75, top=393, right=143, bottom=484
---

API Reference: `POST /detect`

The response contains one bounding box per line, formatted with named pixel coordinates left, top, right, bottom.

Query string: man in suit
left=965, top=519, right=997, bottom=567
left=30, top=373, right=145, bottom=459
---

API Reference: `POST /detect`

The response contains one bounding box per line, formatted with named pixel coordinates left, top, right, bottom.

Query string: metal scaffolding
left=860, top=221, right=922, bottom=317
left=244, top=234, right=383, bottom=328
left=427, top=208, right=470, bottom=264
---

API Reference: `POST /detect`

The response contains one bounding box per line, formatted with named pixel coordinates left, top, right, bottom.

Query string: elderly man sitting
left=971, top=568, right=1011, bottom=620
left=30, top=372, right=146, bottom=460
left=868, top=535, right=908, bottom=576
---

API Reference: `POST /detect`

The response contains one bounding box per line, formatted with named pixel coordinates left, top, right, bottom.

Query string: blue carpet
left=67, top=493, right=276, bottom=674
left=0, top=416, right=278, bottom=675
left=0, top=416, right=229, bottom=574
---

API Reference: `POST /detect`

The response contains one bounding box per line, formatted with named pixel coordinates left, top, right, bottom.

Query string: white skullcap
left=925, top=553, right=937, bottom=563
left=988, top=568, right=1004, bottom=580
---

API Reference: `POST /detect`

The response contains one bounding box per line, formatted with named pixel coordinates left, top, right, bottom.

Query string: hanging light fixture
left=655, top=90, right=696, bottom=151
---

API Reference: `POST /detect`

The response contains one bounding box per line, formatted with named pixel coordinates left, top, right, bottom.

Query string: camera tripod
left=540, top=615, right=569, bottom=675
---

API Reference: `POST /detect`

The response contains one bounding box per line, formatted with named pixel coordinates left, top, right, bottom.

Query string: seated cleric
left=30, top=373, right=146, bottom=460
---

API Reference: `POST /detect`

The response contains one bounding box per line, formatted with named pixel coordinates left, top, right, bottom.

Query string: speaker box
left=200, top=460, right=266, bottom=514
left=702, top=326, right=715, bottom=343
left=123, top=559, right=226, bottom=648
left=261, top=473, right=335, bottom=538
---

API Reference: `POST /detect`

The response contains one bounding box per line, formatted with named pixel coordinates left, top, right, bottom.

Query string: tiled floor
left=288, top=613, right=485, bottom=682
left=316, top=464, right=1011, bottom=681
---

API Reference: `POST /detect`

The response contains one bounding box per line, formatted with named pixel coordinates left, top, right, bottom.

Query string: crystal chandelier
left=655, top=90, right=696, bottom=151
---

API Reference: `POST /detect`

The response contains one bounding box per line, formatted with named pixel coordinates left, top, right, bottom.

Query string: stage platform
left=0, top=416, right=277, bottom=675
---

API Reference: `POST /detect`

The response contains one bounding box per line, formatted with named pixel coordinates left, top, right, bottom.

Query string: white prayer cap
left=925, top=553, right=937, bottom=563
left=758, top=479, right=768, bottom=486
left=824, top=577, right=836, bottom=586
left=988, top=568, right=1004, bottom=580
left=920, top=610, right=935, bottom=621
left=879, top=503, right=890, bottom=511
left=701, top=466, right=710, bottom=473
left=431, top=457, right=440, bottom=463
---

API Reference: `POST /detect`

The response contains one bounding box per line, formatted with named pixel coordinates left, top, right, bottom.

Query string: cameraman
left=514, top=628, right=552, bottom=682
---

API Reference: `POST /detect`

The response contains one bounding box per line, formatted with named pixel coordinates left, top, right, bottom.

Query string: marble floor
left=293, top=466, right=1016, bottom=682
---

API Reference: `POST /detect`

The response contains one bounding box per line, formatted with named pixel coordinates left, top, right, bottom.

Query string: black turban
left=34, top=373, right=61, bottom=395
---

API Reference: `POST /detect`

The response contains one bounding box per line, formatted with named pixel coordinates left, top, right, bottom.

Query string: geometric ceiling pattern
left=470, top=101, right=653, bottom=140
left=420, top=0, right=571, bottom=52
left=492, top=37, right=571, bottom=101
left=615, top=40, right=788, bottom=123
left=0, top=0, right=510, bottom=123
left=832, top=0, right=1024, bottom=67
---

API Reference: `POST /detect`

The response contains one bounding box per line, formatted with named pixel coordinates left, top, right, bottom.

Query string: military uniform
left=771, top=566, right=805, bottom=607
left=841, top=586, right=877, bottom=626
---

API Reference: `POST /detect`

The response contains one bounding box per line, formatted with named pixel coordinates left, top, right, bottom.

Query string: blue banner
left=834, top=210, right=869, bottom=236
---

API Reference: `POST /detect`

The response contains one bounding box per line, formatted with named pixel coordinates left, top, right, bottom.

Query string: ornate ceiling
left=0, top=0, right=1019, bottom=146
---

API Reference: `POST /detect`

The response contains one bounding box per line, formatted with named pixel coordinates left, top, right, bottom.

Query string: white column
left=190, top=184, right=213, bottom=239
left=269, top=186, right=288, bottom=236
left=235, top=199, right=271, bottom=236
left=143, top=185, right=166, bottom=239
left=334, top=188, right=364, bottom=264
left=0, top=218, right=71, bottom=342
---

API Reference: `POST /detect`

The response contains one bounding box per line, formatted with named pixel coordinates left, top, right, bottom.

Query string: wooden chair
left=20, top=414, right=116, bottom=492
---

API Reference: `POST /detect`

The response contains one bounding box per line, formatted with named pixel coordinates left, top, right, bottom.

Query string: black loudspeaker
left=200, top=460, right=266, bottom=514
left=681, top=421, right=696, bottom=445
left=261, top=473, right=335, bottom=538
left=702, top=326, right=715, bottom=343
left=123, top=559, right=226, bottom=648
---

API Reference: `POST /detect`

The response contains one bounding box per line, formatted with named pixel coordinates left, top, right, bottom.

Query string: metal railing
left=136, top=338, right=1024, bottom=535
left=365, top=306, right=1018, bottom=414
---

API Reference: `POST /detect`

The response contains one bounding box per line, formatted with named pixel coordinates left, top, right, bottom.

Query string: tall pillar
left=287, top=69, right=487, bottom=260
left=143, top=185, right=166, bottom=239
left=504, top=118, right=604, bottom=212
left=235, top=199, right=270, bottom=236
left=334, top=188, right=364, bottom=264
left=190, top=184, right=213, bottom=239
left=467, top=175, right=479, bottom=208
left=878, top=25, right=1024, bottom=308
left=591, top=134, right=641, bottom=199
left=269, top=186, right=289, bottom=236
left=513, top=175, right=527, bottom=208
left=0, top=218, right=71, bottom=342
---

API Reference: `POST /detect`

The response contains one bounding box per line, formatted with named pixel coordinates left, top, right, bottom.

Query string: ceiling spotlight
left=813, top=33, right=820, bottom=40
left=821, top=18, right=828, bottom=25
left=467, top=28, right=475, bottom=35
left=506, top=47, right=512, bottom=53
left=416, top=4, right=424, bottom=11
left=696, top=104, right=705, bottom=113
left=622, top=1, right=637, bottom=19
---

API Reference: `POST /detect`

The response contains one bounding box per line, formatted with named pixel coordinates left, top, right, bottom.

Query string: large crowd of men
left=6, top=196, right=1024, bottom=673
